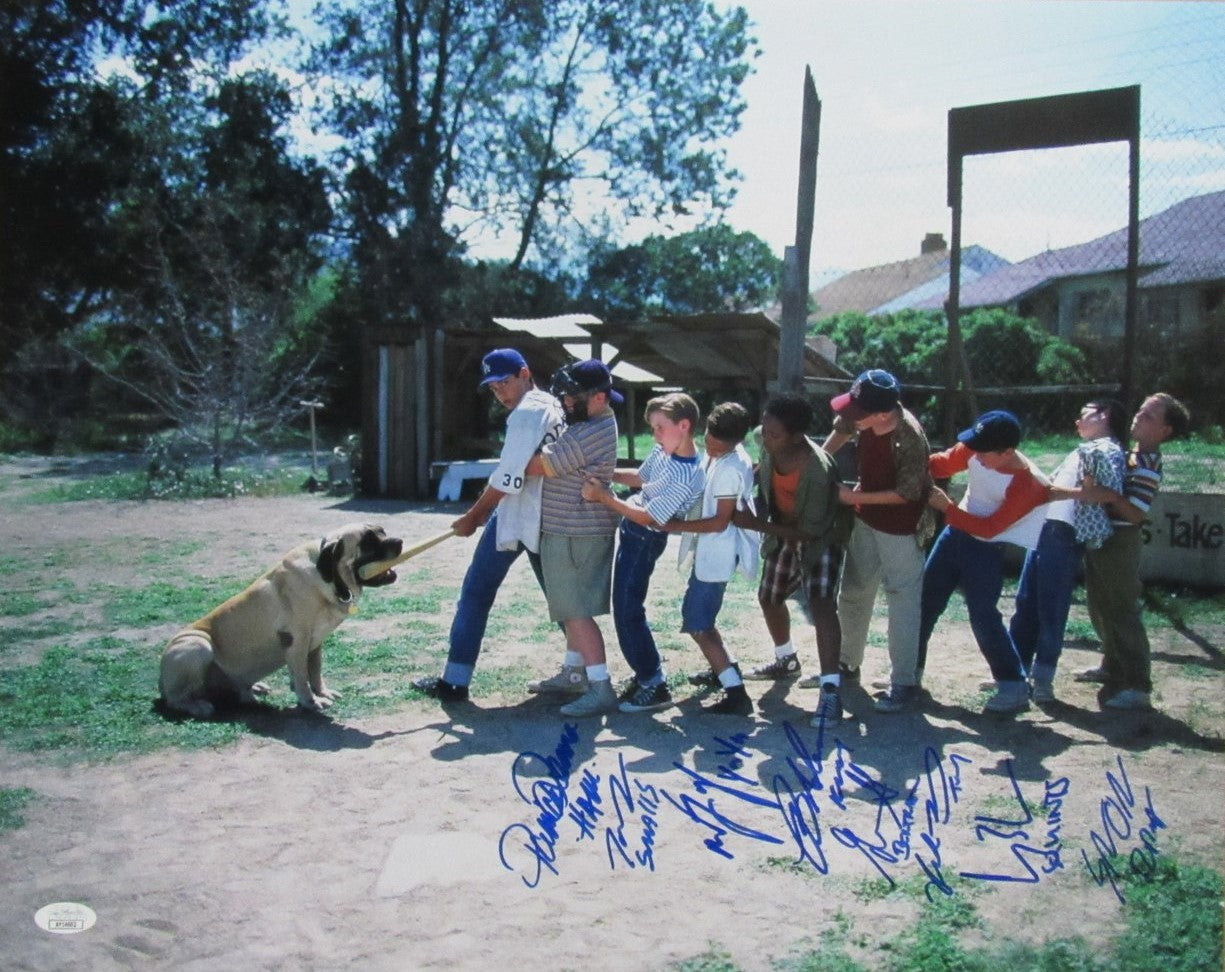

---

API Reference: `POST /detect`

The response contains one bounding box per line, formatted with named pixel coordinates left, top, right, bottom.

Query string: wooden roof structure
left=485, top=311, right=848, bottom=391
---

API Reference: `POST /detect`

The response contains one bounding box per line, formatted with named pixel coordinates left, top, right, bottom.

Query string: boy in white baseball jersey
left=412, top=348, right=564, bottom=702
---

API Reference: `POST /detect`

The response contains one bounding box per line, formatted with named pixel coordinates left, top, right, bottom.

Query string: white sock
left=820, top=673, right=841, bottom=689
left=586, top=664, right=609, bottom=682
left=774, top=641, right=795, bottom=659
left=564, top=651, right=583, bottom=668
left=718, top=667, right=744, bottom=689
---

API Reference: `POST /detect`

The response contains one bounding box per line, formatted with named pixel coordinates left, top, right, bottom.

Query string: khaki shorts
left=540, top=533, right=614, bottom=622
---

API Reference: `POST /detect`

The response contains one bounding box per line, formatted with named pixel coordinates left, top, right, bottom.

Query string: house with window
left=928, top=189, right=1225, bottom=341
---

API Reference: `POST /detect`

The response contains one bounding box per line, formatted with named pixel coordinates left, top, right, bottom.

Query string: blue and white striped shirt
left=631, top=445, right=705, bottom=530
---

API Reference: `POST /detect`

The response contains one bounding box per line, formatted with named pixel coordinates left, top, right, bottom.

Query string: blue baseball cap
left=550, top=358, right=624, bottom=404
left=958, top=410, right=1022, bottom=451
left=479, top=348, right=528, bottom=386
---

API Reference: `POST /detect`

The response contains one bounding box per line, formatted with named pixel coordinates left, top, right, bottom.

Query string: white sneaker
left=559, top=680, right=617, bottom=717
left=528, top=664, right=589, bottom=695
left=1103, top=689, right=1152, bottom=711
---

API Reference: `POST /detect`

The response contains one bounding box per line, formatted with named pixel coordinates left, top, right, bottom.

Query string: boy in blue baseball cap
left=920, top=409, right=1051, bottom=714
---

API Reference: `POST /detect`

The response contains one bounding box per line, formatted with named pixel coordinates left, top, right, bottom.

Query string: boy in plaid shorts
left=733, top=394, right=849, bottom=727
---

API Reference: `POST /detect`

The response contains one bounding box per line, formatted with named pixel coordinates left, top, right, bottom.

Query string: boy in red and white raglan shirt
left=919, top=410, right=1050, bottom=713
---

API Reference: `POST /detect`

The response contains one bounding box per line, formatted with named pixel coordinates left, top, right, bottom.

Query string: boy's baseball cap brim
left=830, top=391, right=871, bottom=421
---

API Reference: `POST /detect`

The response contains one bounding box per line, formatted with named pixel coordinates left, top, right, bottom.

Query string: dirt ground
left=1, top=455, right=1222, bottom=971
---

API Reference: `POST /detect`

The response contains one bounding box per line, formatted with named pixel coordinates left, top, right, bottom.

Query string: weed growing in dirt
left=0, top=787, right=37, bottom=831
left=669, top=945, right=742, bottom=972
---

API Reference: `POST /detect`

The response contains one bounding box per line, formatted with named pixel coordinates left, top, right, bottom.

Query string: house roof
left=810, top=245, right=1009, bottom=318
left=945, top=189, right=1225, bottom=308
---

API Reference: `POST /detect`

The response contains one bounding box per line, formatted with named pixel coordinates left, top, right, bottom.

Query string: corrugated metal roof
left=489, top=311, right=848, bottom=391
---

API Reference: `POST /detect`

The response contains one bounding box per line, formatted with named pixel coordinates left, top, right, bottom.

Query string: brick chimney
left=921, top=232, right=947, bottom=255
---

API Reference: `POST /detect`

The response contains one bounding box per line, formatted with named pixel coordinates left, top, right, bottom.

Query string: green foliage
left=583, top=224, right=782, bottom=320
left=311, top=0, right=755, bottom=334
left=811, top=308, right=1088, bottom=390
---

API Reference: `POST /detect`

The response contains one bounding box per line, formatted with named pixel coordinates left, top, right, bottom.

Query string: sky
left=714, top=0, right=1225, bottom=280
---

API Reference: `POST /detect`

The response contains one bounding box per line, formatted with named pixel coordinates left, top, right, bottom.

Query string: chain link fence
left=801, top=10, right=1224, bottom=440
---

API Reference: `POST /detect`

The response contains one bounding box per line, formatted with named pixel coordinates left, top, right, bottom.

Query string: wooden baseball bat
left=358, top=529, right=456, bottom=580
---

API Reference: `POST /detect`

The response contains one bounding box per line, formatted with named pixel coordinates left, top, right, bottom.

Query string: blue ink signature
left=498, top=722, right=580, bottom=888
left=499, top=724, right=663, bottom=885
left=959, top=760, right=1070, bottom=886
left=1080, top=755, right=1167, bottom=903
left=606, top=753, right=660, bottom=871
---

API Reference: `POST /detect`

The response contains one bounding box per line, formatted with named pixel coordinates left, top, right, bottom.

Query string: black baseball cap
left=550, top=359, right=624, bottom=404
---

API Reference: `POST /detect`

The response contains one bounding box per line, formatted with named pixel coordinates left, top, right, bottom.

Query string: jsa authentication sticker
left=34, top=902, right=97, bottom=935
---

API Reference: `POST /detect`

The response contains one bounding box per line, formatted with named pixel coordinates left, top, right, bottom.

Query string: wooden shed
left=360, top=312, right=848, bottom=499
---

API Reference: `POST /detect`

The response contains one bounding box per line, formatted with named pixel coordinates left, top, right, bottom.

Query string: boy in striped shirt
left=1076, top=392, right=1190, bottom=710
left=582, top=393, right=704, bottom=712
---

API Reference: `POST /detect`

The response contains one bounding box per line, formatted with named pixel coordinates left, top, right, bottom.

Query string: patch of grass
left=0, top=590, right=46, bottom=618
left=24, top=464, right=308, bottom=503
left=1063, top=618, right=1099, bottom=643
left=0, top=616, right=83, bottom=650
left=795, top=851, right=1223, bottom=972
left=319, top=630, right=448, bottom=717
left=759, top=855, right=817, bottom=878
left=1144, top=585, right=1225, bottom=631
left=355, top=588, right=445, bottom=617
left=775, top=942, right=864, bottom=972
left=0, top=639, right=243, bottom=758
left=102, top=578, right=250, bottom=628
left=1113, top=855, right=1223, bottom=972
left=0, top=787, right=38, bottom=831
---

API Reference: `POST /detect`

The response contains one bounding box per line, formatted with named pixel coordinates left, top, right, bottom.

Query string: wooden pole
left=299, top=399, right=323, bottom=475
left=778, top=67, right=821, bottom=392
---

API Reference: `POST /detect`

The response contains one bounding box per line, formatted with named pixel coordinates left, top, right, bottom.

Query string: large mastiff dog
left=159, top=523, right=402, bottom=718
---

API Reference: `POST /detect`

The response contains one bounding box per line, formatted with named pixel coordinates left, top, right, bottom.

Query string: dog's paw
left=296, top=694, right=333, bottom=712
left=317, top=686, right=342, bottom=701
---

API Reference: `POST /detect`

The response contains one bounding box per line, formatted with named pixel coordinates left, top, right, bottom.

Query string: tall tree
left=0, top=0, right=281, bottom=371
left=310, top=0, right=756, bottom=331
left=70, top=68, right=332, bottom=473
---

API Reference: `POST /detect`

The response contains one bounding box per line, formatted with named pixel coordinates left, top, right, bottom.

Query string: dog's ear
left=317, top=538, right=354, bottom=604
left=317, top=538, right=339, bottom=583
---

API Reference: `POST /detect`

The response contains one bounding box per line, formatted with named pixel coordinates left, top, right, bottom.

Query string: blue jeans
left=918, top=526, right=1025, bottom=682
left=1010, top=520, right=1082, bottom=681
left=612, top=519, right=670, bottom=684
left=444, top=511, right=545, bottom=686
